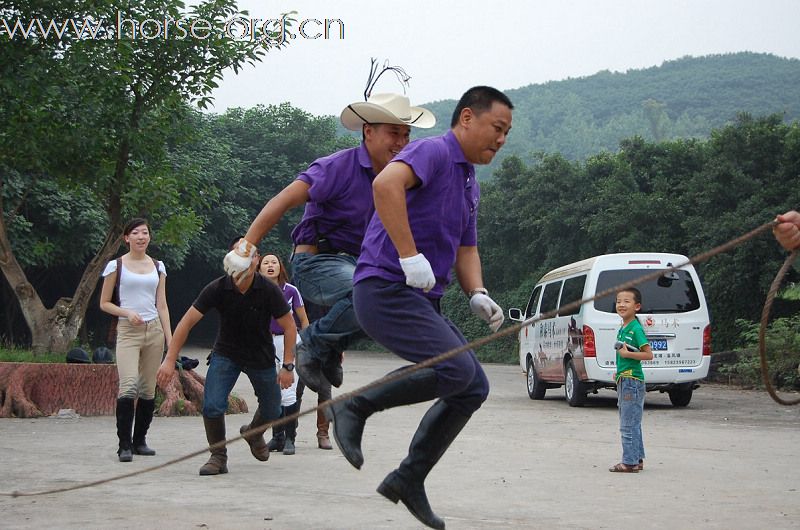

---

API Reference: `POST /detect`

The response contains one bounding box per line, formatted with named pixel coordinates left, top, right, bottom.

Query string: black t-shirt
left=193, top=274, right=291, bottom=369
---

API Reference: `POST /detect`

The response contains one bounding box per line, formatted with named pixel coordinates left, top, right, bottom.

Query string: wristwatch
left=282, top=363, right=295, bottom=372
left=467, top=287, right=489, bottom=298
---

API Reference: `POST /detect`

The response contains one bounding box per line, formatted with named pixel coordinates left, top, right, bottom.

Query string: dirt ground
left=1, top=348, right=799, bottom=529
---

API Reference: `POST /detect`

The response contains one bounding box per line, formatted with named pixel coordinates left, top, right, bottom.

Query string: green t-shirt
left=615, top=318, right=648, bottom=382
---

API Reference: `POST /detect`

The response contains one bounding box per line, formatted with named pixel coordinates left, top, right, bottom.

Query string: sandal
left=609, top=462, right=640, bottom=473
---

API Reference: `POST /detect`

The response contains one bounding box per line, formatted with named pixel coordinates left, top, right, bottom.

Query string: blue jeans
left=353, top=277, right=489, bottom=416
left=617, top=377, right=646, bottom=466
left=203, top=352, right=281, bottom=422
left=290, top=252, right=363, bottom=358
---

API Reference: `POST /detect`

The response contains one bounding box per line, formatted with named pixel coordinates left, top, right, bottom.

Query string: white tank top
left=102, top=259, right=166, bottom=322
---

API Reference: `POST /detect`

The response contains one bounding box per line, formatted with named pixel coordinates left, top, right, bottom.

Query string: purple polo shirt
left=269, top=282, right=304, bottom=335
left=291, top=143, right=376, bottom=256
left=354, top=130, right=479, bottom=299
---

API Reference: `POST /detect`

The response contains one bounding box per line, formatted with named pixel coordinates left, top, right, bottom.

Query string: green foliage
left=1, top=0, right=295, bottom=263
left=441, top=283, right=518, bottom=364
left=719, top=316, right=800, bottom=390
left=402, top=52, right=800, bottom=181
left=475, top=115, right=800, bottom=356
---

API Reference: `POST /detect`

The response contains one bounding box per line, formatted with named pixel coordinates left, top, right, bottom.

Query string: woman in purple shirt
left=260, top=254, right=309, bottom=455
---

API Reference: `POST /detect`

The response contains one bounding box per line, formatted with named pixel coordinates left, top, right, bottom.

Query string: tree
left=0, top=0, right=293, bottom=353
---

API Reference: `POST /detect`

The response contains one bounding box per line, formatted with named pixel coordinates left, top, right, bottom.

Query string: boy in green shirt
left=610, top=287, right=653, bottom=473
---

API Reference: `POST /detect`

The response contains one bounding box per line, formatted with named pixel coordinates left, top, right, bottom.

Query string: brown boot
left=316, top=408, right=332, bottom=450
left=199, top=416, right=228, bottom=475
left=240, top=409, right=270, bottom=462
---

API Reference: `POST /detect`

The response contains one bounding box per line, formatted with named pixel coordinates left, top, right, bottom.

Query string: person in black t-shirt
left=158, top=243, right=297, bottom=475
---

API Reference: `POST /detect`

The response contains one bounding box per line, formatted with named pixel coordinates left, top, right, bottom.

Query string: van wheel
left=526, top=357, right=546, bottom=400
left=564, top=361, right=586, bottom=407
left=668, top=384, right=693, bottom=407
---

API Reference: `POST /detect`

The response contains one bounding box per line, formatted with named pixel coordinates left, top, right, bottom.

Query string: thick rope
left=758, top=250, right=799, bottom=405
left=1, top=219, right=791, bottom=498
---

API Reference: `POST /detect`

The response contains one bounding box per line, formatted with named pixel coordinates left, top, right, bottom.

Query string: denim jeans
left=617, top=376, right=646, bottom=465
left=290, top=252, right=363, bottom=358
left=202, top=352, right=281, bottom=422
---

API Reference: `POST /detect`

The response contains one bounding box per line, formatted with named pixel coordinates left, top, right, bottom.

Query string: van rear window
left=593, top=270, right=701, bottom=314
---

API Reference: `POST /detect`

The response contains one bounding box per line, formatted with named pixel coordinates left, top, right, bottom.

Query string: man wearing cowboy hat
left=224, top=93, right=435, bottom=397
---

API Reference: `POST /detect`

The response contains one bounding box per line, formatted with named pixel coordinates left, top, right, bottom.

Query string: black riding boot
left=132, top=398, right=157, bottom=456
left=282, top=402, right=301, bottom=455
left=267, top=407, right=286, bottom=452
left=377, top=400, right=471, bottom=530
left=115, top=397, right=135, bottom=462
left=326, top=367, right=439, bottom=469
left=295, top=343, right=326, bottom=393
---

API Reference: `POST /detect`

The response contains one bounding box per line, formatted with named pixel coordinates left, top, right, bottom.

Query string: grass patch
left=0, top=347, right=66, bottom=363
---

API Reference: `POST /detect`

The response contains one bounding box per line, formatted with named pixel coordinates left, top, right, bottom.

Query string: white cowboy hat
left=340, top=93, right=436, bottom=131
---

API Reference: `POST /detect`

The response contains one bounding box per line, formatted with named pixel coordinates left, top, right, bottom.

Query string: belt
left=272, top=332, right=284, bottom=336
left=293, top=244, right=358, bottom=258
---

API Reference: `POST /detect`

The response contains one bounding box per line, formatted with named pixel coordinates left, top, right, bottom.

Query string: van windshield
left=593, top=270, right=701, bottom=314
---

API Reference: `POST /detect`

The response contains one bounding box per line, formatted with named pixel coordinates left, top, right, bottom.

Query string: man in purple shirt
left=223, top=93, right=435, bottom=393
left=326, top=86, right=513, bottom=530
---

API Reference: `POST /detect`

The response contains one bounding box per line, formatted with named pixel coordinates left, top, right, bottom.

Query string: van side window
left=558, top=275, right=587, bottom=316
left=539, top=282, right=562, bottom=317
left=525, top=286, right=542, bottom=318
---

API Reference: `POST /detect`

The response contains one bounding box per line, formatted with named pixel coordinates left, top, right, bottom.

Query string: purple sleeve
left=296, top=160, right=342, bottom=203
left=286, top=284, right=304, bottom=310
left=393, top=138, right=446, bottom=189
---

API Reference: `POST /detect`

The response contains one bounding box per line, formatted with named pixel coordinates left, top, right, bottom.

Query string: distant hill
left=343, top=52, right=800, bottom=179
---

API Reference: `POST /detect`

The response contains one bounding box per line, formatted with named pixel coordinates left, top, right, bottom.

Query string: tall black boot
left=115, top=397, right=135, bottom=462
left=199, top=416, right=228, bottom=475
left=377, top=400, right=471, bottom=530
left=240, top=408, right=270, bottom=461
left=295, top=343, right=326, bottom=393
left=282, top=402, right=301, bottom=455
left=132, top=398, right=156, bottom=456
left=266, top=407, right=286, bottom=452
left=326, top=367, right=439, bottom=469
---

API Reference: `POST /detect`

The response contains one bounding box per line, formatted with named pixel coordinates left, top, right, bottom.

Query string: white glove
left=223, top=238, right=257, bottom=281
left=398, top=253, right=436, bottom=292
left=469, top=293, right=504, bottom=332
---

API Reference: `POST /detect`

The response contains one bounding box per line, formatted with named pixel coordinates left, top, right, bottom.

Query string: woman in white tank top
left=99, top=218, right=172, bottom=462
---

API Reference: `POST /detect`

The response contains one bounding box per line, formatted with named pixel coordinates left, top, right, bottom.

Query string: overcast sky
left=206, top=0, right=800, bottom=117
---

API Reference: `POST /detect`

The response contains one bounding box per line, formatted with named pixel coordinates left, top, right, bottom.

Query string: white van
left=507, top=253, right=711, bottom=407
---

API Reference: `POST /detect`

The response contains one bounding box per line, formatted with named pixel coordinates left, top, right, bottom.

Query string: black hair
left=123, top=218, right=149, bottom=236
left=450, top=86, right=514, bottom=127
left=618, top=287, right=642, bottom=305
left=229, top=236, right=246, bottom=251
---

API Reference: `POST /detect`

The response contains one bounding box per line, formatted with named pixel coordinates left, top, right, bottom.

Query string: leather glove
left=469, top=293, right=504, bottom=332
left=398, top=253, right=436, bottom=292
left=223, top=238, right=257, bottom=280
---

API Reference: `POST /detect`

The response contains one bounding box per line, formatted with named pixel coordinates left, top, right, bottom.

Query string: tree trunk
left=0, top=88, right=139, bottom=355
left=0, top=206, right=123, bottom=354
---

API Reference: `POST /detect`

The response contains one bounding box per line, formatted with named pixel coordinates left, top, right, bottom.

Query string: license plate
left=649, top=339, right=668, bottom=351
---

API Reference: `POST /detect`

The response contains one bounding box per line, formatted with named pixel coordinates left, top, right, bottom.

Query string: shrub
left=720, top=314, right=800, bottom=390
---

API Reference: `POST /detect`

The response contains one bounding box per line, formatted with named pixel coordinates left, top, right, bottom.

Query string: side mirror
left=508, top=307, right=523, bottom=322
